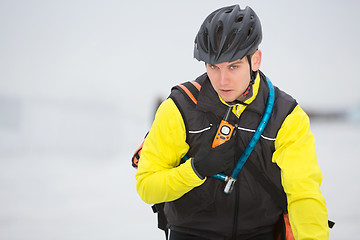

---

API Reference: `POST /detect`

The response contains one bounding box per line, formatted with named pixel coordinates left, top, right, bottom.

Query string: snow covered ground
left=0, top=118, right=359, bottom=240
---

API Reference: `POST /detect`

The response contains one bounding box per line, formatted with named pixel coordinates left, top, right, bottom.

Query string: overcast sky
left=1, top=0, right=359, bottom=114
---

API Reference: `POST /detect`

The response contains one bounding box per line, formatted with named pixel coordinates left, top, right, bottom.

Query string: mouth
left=220, top=89, right=233, bottom=94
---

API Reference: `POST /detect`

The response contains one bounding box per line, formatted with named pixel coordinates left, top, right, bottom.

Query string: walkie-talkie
left=212, top=106, right=235, bottom=148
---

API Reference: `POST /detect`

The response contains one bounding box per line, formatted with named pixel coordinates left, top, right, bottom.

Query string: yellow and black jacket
left=136, top=71, right=329, bottom=239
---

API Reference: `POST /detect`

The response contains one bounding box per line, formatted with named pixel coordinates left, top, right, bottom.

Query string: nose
left=219, top=70, right=230, bottom=85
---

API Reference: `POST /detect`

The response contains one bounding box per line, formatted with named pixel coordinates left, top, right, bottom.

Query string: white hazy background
left=1, top=0, right=359, bottom=239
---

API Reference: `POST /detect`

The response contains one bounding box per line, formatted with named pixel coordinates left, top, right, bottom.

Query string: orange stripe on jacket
left=191, top=81, right=201, bottom=91
left=178, top=84, right=197, bottom=104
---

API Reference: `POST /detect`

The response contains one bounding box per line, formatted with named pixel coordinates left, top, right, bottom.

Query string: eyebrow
left=207, top=59, right=244, bottom=68
left=229, top=60, right=243, bottom=65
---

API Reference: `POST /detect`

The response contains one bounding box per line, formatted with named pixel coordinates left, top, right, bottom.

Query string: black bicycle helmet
left=194, top=5, right=262, bottom=64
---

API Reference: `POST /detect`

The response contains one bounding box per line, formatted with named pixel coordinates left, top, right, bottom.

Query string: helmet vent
left=226, top=30, right=236, bottom=49
left=216, top=25, right=223, bottom=49
left=236, top=16, right=244, bottom=23
left=247, top=27, right=253, bottom=37
left=203, top=28, right=209, bottom=52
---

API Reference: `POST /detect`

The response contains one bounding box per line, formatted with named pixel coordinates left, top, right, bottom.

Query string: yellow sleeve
left=135, top=98, right=205, bottom=204
left=273, top=105, right=329, bottom=240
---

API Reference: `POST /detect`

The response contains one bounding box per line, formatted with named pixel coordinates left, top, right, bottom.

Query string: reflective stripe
left=237, top=127, right=276, bottom=141
left=189, top=126, right=211, bottom=134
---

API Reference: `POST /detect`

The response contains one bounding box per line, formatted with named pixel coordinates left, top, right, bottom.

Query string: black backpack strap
left=146, top=81, right=202, bottom=240
left=170, top=80, right=203, bottom=142
left=152, top=203, right=169, bottom=240
left=245, top=160, right=335, bottom=229
left=140, top=81, right=203, bottom=240
left=171, top=81, right=202, bottom=106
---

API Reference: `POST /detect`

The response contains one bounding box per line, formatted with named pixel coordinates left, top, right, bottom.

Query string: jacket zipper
left=232, top=178, right=240, bottom=240
left=231, top=116, right=242, bottom=240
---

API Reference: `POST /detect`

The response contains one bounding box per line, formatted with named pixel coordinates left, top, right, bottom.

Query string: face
left=206, top=51, right=261, bottom=103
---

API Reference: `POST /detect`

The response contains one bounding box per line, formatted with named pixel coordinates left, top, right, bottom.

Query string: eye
left=230, top=65, right=238, bottom=70
left=209, top=64, right=218, bottom=70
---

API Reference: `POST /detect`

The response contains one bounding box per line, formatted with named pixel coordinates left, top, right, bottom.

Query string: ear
left=251, top=50, right=262, bottom=71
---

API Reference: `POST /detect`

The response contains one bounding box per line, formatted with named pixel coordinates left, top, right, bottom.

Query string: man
left=136, top=5, right=329, bottom=240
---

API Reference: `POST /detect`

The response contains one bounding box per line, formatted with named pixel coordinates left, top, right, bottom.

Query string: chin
left=221, top=96, right=236, bottom=103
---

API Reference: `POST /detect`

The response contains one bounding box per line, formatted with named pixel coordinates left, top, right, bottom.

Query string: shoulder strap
left=152, top=203, right=169, bottom=239
left=132, top=80, right=202, bottom=240
left=170, top=80, right=203, bottom=143
left=171, top=81, right=202, bottom=105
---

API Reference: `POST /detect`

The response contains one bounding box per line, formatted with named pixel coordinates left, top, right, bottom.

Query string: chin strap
left=242, top=55, right=257, bottom=97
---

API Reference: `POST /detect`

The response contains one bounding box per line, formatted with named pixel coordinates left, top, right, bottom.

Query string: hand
left=192, top=126, right=236, bottom=179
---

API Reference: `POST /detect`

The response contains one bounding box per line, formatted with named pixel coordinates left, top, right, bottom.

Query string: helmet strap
left=246, top=55, right=257, bottom=85
left=242, top=55, right=257, bottom=97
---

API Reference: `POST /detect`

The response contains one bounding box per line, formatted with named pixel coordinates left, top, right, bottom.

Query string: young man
left=136, top=5, right=329, bottom=240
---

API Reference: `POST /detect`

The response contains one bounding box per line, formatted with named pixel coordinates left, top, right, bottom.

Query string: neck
left=238, top=85, right=254, bottom=101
